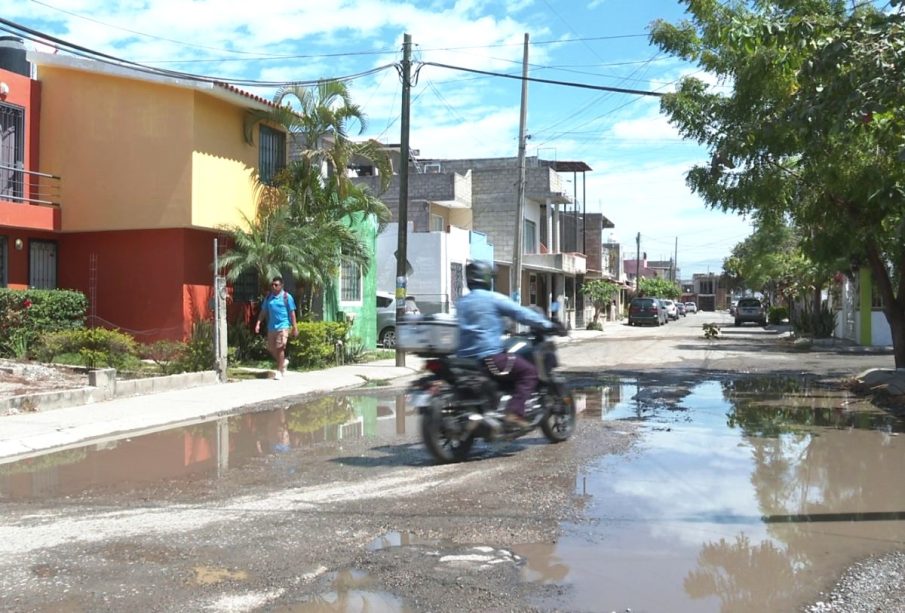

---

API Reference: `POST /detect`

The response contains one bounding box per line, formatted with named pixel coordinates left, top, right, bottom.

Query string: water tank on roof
left=0, top=37, right=29, bottom=77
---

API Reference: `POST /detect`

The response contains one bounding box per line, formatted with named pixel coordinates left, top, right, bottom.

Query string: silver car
left=376, top=291, right=397, bottom=347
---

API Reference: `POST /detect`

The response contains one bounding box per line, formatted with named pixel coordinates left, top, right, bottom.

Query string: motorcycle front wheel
left=540, top=379, right=576, bottom=443
left=421, top=396, right=474, bottom=464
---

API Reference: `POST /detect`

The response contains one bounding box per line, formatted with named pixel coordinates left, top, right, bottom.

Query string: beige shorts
left=267, top=329, right=290, bottom=353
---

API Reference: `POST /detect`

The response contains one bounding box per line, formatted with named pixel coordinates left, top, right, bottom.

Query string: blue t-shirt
left=456, top=289, right=552, bottom=359
left=261, top=290, right=296, bottom=332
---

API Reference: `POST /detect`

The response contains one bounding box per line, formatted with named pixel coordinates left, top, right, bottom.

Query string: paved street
left=0, top=316, right=897, bottom=612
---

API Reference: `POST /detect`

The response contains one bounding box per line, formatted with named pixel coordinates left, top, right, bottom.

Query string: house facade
left=352, top=151, right=494, bottom=317
left=0, top=39, right=61, bottom=290
left=9, top=48, right=296, bottom=341
left=420, top=156, right=589, bottom=328
left=833, top=266, right=893, bottom=347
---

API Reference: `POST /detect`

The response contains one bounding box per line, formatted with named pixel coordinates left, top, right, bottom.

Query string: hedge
left=0, top=288, right=88, bottom=358
left=287, top=321, right=351, bottom=369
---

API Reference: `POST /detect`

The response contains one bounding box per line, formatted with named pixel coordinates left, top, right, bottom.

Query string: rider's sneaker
left=502, top=412, right=531, bottom=429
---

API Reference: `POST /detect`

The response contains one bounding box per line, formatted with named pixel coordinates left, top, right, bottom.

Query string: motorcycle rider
left=456, top=260, right=558, bottom=428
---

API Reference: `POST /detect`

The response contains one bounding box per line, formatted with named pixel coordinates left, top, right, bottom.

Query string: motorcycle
left=401, top=317, right=576, bottom=464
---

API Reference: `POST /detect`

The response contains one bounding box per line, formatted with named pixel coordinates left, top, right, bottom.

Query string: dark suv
left=735, top=297, right=766, bottom=326
left=628, top=297, right=666, bottom=326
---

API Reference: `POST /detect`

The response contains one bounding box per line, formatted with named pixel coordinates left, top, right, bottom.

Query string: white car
left=661, top=299, right=679, bottom=321
left=685, top=301, right=698, bottom=314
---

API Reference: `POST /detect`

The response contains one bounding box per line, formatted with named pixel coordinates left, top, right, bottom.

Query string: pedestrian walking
left=254, top=276, right=298, bottom=380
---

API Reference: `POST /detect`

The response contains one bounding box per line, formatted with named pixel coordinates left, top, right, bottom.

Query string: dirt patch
left=0, top=359, right=89, bottom=408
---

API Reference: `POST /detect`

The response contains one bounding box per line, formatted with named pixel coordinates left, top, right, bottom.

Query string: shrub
left=586, top=320, right=603, bottom=331
left=792, top=303, right=836, bottom=338
left=176, top=320, right=216, bottom=372
left=768, top=306, right=788, bottom=325
left=36, top=327, right=138, bottom=369
left=227, top=319, right=269, bottom=363
left=141, top=340, right=187, bottom=375
left=342, top=336, right=367, bottom=364
left=288, top=321, right=351, bottom=369
left=0, top=289, right=87, bottom=358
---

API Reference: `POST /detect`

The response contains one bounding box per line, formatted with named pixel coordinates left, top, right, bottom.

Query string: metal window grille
left=0, top=103, right=24, bottom=200
left=233, top=268, right=259, bottom=302
left=259, top=125, right=286, bottom=185
left=340, top=260, right=361, bottom=302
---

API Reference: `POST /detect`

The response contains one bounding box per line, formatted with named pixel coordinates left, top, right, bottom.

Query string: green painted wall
left=322, top=213, right=379, bottom=349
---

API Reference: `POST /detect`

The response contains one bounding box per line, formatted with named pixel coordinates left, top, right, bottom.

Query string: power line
left=0, top=18, right=395, bottom=88
left=421, top=61, right=665, bottom=97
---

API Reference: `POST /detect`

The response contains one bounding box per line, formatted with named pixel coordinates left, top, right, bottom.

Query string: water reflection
left=277, top=569, right=412, bottom=612
left=526, top=377, right=905, bottom=613
left=0, top=394, right=415, bottom=501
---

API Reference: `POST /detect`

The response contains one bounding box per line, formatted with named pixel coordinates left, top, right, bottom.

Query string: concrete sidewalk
left=0, top=328, right=605, bottom=464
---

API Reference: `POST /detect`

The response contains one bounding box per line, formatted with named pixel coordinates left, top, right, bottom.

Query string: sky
left=6, top=0, right=754, bottom=277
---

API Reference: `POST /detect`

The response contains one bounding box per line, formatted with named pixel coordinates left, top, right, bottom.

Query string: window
left=430, top=213, right=444, bottom=232
left=376, top=294, right=393, bottom=308
left=699, top=279, right=714, bottom=294
left=232, top=268, right=259, bottom=301
left=0, top=103, right=25, bottom=201
left=340, top=259, right=362, bottom=303
left=259, top=125, right=286, bottom=185
left=524, top=219, right=537, bottom=254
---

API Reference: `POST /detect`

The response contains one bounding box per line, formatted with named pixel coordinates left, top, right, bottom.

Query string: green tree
left=650, top=1, right=905, bottom=365
left=228, top=80, right=392, bottom=311
left=218, top=185, right=312, bottom=296
left=581, top=280, right=619, bottom=324
left=638, top=277, right=680, bottom=300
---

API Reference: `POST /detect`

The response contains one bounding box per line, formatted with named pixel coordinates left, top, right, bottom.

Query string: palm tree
left=218, top=185, right=314, bottom=296
left=232, top=79, right=392, bottom=314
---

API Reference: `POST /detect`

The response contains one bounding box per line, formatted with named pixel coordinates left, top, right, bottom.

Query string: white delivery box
left=396, top=314, right=459, bottom=356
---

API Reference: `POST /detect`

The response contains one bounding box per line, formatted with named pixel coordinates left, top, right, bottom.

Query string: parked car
left=661, top=299, right=679, bottom=321
left=735, top=297, right=767, bottom=326
left=628, top=297, right=667, bottom=326
left=376, top=291, right=397, bottom=347
left=675, top=302, right=686, bottom=317
left=685, top=301, right=697, bottom=314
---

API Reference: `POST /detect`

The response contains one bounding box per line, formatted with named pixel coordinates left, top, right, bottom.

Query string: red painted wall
left=57, top=228, right=218, bottom=341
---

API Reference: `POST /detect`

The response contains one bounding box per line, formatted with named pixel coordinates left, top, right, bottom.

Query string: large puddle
left=518, top=377, right=905, bottom=612
left=0, top=394, right=414, bottom=501
left=3, top=376, right=904, bottom=612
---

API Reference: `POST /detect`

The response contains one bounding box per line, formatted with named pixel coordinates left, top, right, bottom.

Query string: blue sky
left=8, top=0, right=754, bottom=276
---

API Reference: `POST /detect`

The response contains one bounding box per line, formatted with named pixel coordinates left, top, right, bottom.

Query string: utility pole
left=673, top=236, right=678, bottom=283
left=511, top=32, right=529, bottom=303
left=635, top=232, right=641, bottom=293
left=395, top=33, right=412, bottom=367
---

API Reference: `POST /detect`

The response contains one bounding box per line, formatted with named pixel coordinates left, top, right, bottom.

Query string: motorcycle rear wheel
left=540, top=382, right=576, bottom=443
left=421, top=398, right=474, bottom=463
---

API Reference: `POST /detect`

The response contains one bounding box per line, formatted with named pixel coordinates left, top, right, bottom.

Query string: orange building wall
left=35, top=64, right=195, bottom=232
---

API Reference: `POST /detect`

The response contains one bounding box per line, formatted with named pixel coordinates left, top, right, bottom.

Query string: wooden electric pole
left=511, top=33, right=530, bottom=303
left=395, top=33, right=412, bottom=367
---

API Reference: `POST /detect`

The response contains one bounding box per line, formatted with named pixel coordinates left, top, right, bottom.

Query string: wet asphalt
left=0, top=312, right=898, bottom=612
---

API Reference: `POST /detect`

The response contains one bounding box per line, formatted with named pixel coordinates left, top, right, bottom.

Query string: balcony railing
left=0, top=163, right=62, bottom=207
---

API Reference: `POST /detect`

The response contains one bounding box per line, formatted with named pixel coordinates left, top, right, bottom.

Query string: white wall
left=376, top=222, right=471, bottom=313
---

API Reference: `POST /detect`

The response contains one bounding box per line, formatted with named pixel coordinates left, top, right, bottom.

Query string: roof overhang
left=27, top=51, right=276, bottom=112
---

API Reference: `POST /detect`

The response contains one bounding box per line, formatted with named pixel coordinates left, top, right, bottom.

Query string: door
left=29, top=240, right=57, bottom=289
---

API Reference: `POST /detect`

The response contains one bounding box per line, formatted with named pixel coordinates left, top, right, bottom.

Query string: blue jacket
left=456, top=289, right=553, bottom=359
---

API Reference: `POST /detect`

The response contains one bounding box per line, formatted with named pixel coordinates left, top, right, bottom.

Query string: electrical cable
left=421, top=61, right=664, bottom=97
